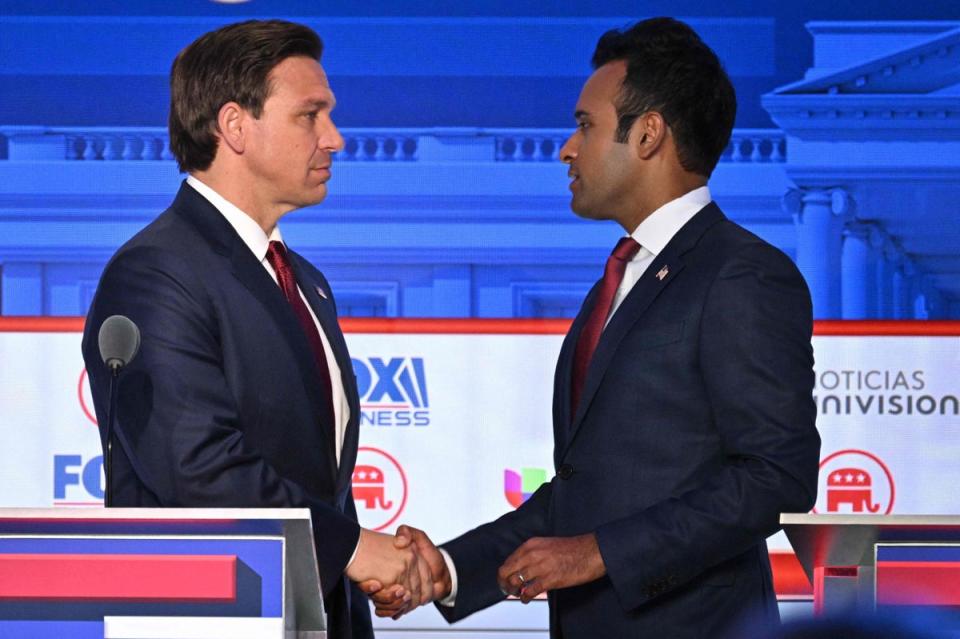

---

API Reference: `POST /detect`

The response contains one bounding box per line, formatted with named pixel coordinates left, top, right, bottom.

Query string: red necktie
left=266, top=241, right=336, bottom=439
left=571, top=237, right=642, bottom=419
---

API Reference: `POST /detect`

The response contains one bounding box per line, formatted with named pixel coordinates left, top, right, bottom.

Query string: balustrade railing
left=725, top=128, right=787, bottom=163
left=0, top=126, right=786, bottom=163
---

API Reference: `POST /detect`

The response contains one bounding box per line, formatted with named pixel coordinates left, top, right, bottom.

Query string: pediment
left=932, top=80, right=960, bottom=96
left=772, top=26, right=960, bottom=95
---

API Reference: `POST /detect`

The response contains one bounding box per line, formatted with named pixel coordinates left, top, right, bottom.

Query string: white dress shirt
left=438, top=185, right=712, bottom=606
left=609, top=185, right=711, bottom=323
left=186, top=175, right=351, bottom=465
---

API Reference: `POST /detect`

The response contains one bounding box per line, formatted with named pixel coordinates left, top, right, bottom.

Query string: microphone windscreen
left=98, top=315, right=141, bottom=370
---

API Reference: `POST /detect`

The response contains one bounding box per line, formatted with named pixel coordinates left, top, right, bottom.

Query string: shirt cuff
left=345, top=534, right=361, bottom=572
left=437, top=547, right=459, bottom=607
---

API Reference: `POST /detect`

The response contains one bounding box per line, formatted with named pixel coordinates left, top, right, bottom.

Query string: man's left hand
left=497, top=533, right=606, bottom=603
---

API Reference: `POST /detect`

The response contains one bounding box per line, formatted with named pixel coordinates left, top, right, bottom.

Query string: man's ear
left=216, top=101, right=246, bottom=155
left=634, top=111, right=667, bottom=160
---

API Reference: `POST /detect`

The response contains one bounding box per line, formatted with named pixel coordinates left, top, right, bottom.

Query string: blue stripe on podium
left=0, top=620, right=103, bottom=638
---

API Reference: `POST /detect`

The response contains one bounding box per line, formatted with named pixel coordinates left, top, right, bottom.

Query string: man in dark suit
left=365, top=17, right=820, bottom=638
left=82, top=21, right=430, bottom=639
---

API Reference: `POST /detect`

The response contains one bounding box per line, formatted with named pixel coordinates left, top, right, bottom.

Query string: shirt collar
left=186, top=175, right=283, bottom=262
left=629, top=186, right=712, bottom=256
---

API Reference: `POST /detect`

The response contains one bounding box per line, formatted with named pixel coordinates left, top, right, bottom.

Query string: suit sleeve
left=343, top=495, right=375, bottom=636
left=83, top=246, right=359, bottom=596
left=435, top=478, right=553, bottom=622
left=594, top=242, right=820, bottom=611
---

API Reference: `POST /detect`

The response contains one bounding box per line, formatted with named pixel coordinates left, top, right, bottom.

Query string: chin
left=302, top=186, right=328, bottom=206
left=570, top=199, right=601, bottom=221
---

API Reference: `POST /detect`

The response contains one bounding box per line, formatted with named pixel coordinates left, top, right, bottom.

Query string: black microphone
left=97, top=315, right=141, bottom=507
left=99, top=315, right=141, bottom=372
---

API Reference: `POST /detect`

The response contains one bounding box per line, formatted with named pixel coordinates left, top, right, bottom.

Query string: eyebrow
left=299, top=98, right=334, bottom=110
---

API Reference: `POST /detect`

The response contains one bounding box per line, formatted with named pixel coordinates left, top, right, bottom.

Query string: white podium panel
left=1, top=319, right=958, bottom=633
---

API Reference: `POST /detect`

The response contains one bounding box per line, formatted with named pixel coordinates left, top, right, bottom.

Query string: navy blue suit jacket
left=82, top=182, right=372, bottom=639
left=439, top=204, right=820, bottom=638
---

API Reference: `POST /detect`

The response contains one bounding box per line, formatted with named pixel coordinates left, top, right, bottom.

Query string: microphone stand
left=97, top=314, right=140, bottom=509
left=104, top=362, right=120, bottom=508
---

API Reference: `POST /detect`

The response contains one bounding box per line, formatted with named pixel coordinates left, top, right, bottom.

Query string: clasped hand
left=358, top=525, right=451, bottom=618
left=345, top=528, right=437, bottom=615
left=496, top=533, right=606, bottom=603
left=358, top=527, right=606, bottom=618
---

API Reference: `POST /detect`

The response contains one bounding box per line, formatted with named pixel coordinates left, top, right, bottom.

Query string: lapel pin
left=656, top=265, right=669, bottom=281
left=315, top=285, right=328, bottom=300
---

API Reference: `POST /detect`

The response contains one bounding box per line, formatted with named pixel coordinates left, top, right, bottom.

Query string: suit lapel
left=561, top=203, right=726, bottom=459
left=553, top=281, right=599, bottom=461
left=171, top=183, right=339, bottom=482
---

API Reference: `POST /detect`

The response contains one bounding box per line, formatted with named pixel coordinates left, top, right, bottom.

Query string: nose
left=559, top=130, right=579, bottom=164
left=320, top=118, right=345, bottom=153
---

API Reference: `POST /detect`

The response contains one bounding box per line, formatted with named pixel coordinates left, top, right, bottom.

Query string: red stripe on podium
left=0, top=554, right=237, bottom=601
left=876, top=561, right=960, bottom=606
left=770, top=550, right=812, bottom=599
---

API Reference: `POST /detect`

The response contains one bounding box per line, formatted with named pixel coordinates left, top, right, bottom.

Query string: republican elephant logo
left=352, top=465, right=394, bottom=510
left=814, top=449, right=895, bottom=515
left=351, top=447, right=408, bottom=531
left=826, top=467, right=880, bottom=513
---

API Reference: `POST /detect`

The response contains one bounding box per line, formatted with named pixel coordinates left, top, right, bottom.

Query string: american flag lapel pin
left=656, top=265, right=669, bottom=281
left=315, top=285, right=328, bottom=300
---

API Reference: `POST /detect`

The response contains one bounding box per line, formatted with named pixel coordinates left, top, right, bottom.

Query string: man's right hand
left=346, top=528, right=428, bottom=614
left=360, top=525, right=452, bottom=618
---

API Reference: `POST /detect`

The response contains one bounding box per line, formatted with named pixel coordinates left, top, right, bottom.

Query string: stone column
left=922, top=278, right=945, bottom=319
left=841, top=223, right=877, bottom=319
left=787, top=188, right=850, bottom=319
left=891, top=259, right=914, bottom=320
left=875, top=234, right=896, bottom=319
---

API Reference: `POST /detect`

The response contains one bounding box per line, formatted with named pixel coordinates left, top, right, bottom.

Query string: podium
left=781, top=513, right=960, bottom=618
left=0, top=508, right=326, bottom=639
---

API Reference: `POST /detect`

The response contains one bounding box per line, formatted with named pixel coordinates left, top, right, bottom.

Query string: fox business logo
left=52, top=370, right=105, bottom=506
left=54, top=454, right=104, bottom=506
left=352, top=357, right=430, bottom=427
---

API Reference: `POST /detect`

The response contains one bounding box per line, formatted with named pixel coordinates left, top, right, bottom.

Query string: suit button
left=557, top=464, right=574, bottom=480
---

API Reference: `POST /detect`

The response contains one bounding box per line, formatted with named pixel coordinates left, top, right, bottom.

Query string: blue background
left=1, top=1, right=959, bottom=319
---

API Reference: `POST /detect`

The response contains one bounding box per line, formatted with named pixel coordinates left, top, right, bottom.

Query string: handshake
left=344, top=525, right=450, bottom=619
left=344, top=525, right=607, bottom=619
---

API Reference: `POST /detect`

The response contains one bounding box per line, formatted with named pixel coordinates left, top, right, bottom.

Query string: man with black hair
left=366, top=16, right=820, bottom=638
left=83, top=20, right=432, bottom=639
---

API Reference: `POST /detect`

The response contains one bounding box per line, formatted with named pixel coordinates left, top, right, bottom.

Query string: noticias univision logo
left=352, top=357, right=430, bottom=427
left=504, top=467, right=548, bottom=508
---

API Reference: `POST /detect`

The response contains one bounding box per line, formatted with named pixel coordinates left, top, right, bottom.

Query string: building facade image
left=0, top=9, right=957, bottom=319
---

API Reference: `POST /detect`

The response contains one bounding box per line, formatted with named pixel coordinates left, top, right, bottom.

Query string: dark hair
left=169, top=20, right=323, bottom=173
left=591, top=17, right=736, bottom=177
